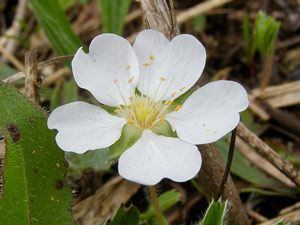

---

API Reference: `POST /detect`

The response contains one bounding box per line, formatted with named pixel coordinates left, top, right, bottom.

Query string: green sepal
left=101, top=105, right=119, bottom=116
left=108, top=124, right=142, bottom=161
left=151, top=120, right=177, bottom=138
left=166, top=89, right=194, bottom=113
left=200, top=199, right=228, bottom=225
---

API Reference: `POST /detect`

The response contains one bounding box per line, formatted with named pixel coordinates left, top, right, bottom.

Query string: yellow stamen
left=171, top=92, right=177, bottom=97
left=128, top=76, right=134, bottom=83
left=179, top=87, right=185, bottom=91
left=113, top=78, right=118, bottom=83
left=126, top=65, right=131, bottom=70
left=212, top=130, right=218, bottom=134
left=175, top=105, right=182, bottom=111
left=165, top=100, right=173, bottom=105
left=143, top=62, right=153, bottom=66
left=150, top=55, right=154, bottom=60
left=160, top=76, right=166, bottom=81
left=159, top=114, right=164, bottom=123
left=114, top=109, right=121, bottom=113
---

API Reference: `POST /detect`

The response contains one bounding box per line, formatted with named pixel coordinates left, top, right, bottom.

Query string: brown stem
left=260, top=56, right=273, bottom=91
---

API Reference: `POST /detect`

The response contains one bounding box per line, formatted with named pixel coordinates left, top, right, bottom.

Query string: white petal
left=48, top=101, right=127, bottom=153
left=72, top=34, right=139, bottom=106
left=118, top=130, right=201, bottom=186
left=133, top=29, right=206, bottom=100
left=166, top=80, right=249, bottom=144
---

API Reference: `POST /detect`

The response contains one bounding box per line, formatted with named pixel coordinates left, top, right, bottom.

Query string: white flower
left=48, top=29, right=249, bottom=186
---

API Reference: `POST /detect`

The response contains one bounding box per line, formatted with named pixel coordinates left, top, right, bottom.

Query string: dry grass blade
left=257, top=209, right=300, bottom=225
left=73, top=176, right=140, bottom=225
left=251, top=80, right=300, bottom=108
left=2, top=55, right=73, bottom=84
left=0, top=43, right=24, bottom=71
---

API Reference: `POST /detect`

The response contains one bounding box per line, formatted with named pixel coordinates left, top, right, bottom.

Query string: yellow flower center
left=116, top=95, right=168, bottom=129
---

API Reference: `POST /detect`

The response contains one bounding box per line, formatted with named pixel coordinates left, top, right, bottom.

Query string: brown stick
left=24, top=49, right=39, bottom=104
left=141, top=0, right=179, bottom=40
left=197, top=144, right=251, bottom=225
left=140, top=1, right=250, bottom=224
left=237, top=122, right=300, bottom=186
left=258, top=99, right=300, bottom=137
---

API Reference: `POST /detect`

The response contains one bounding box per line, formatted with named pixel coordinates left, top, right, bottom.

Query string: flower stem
left=149, top=186, right=163, bottom=225
left=260, top=55, right=273, bottom=91
left=218, top=128, right=237, bottom=199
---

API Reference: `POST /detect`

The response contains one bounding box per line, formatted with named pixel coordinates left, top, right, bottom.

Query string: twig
left=218, top=128, right=236, bottom=199
left=258, top=99, right=300, bottom=137
left=0, top=0, right=27, bottom=61
left=2, top=55, right=73, bottom=84
left=246, top=208, right=268, bottom=223
left=24, top=49, right=39, bottom=104
left=0, top=43, right=25, bottom=71
left=37, top=55, right=74, bottom=69
left=237, top=122, right=300, bottom=187
left=176, top=0, right=232, bottom=24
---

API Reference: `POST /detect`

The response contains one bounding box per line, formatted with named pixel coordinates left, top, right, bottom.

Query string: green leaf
left=58, top=0, right=74, bottom=10
left=141, top=190, right=180, bottom=220
left=109, top=124, right=142, bottom=160
left=29, top=0, right=85, bottom=105
left=193, top=14, right=206, bottom=32
left=216, top=138, right=282, bottom=186
left=0, top=62, right=17, bottom=79
left=0, top=82, right=74, bottom=225
left=29, top=0, right=84, bottom=57
left=65, top=148, right=111, bottom=176
left=99, top=0, right=131, bottom=35
left=62, top=79, right=78, bottom=103
left=106, top=205, right=139, bottom=225
left=200, top=200, right=227, bottom=225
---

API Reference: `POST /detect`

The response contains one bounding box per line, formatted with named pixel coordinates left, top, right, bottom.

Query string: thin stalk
left=218, top=128, right=237, bottom=199
left=149, top=186, right=163, bottom=225
left=260, top=55, right=273, bottom=91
